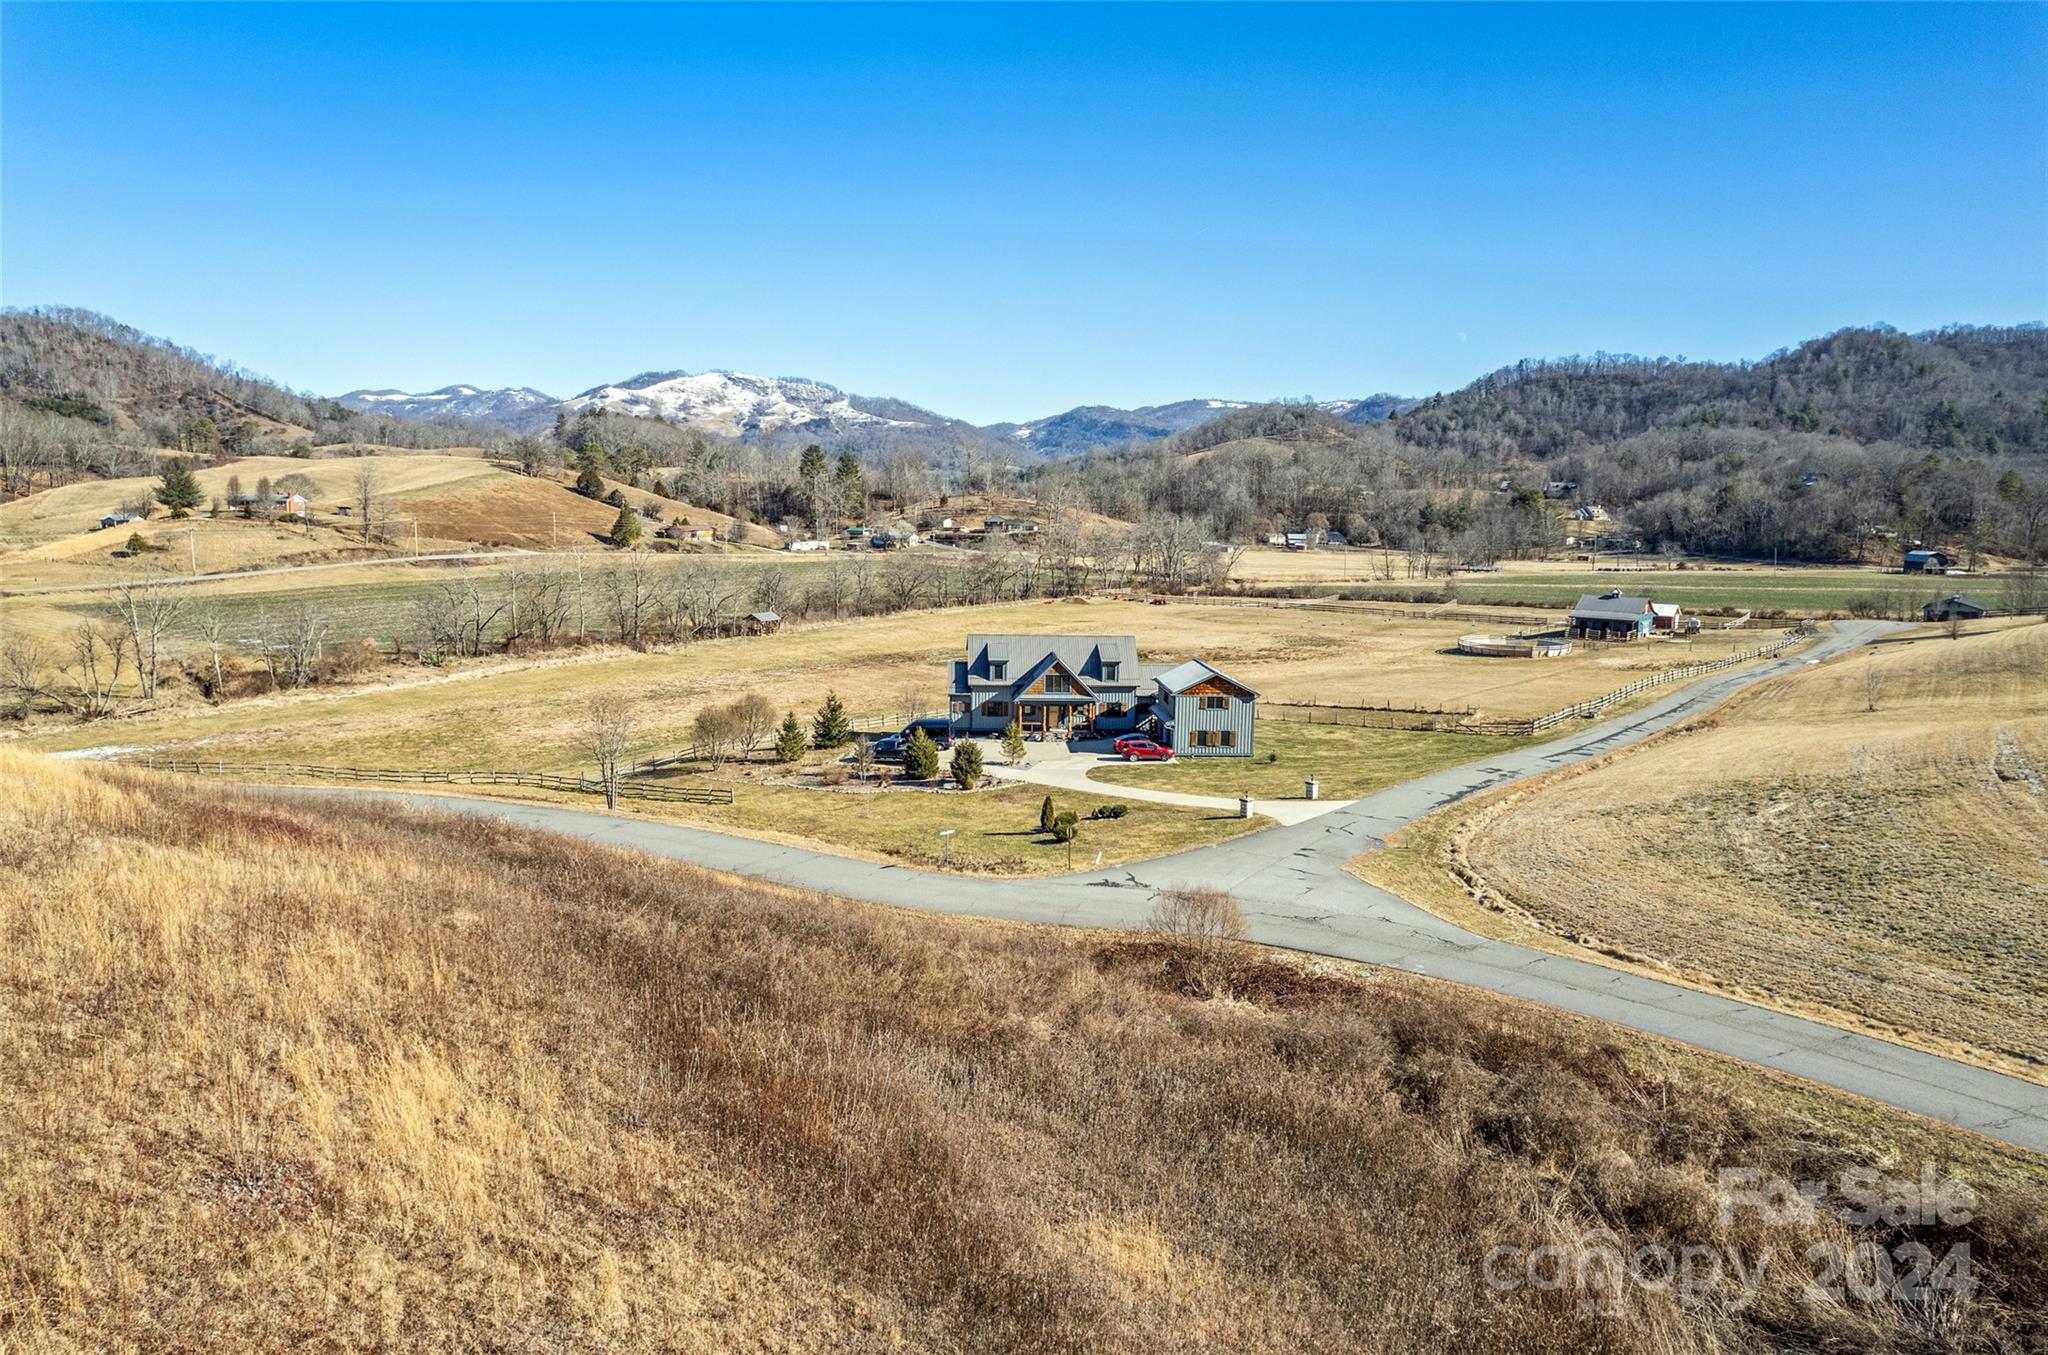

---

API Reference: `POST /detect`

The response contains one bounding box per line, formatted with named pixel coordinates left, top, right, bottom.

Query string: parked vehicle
left=868, top=734, right=907, bottom=761
left=1112, top=733, right=1165, bottom=755
left=899, top=717, right=955, bottom=750
left=1119, top=739, right=1173, bottom=762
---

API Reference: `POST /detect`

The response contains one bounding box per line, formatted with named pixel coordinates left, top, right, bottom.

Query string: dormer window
left=989, top=660, right=1007, bottom=680
left=1101, top=661, right=1120, bottom=681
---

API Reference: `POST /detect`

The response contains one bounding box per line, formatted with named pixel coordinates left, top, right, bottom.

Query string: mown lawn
left=1087, top=720, right=1539, bottom=801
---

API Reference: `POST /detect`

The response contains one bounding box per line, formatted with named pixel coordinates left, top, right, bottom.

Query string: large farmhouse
left=948, top=634, right=1258, bottom=757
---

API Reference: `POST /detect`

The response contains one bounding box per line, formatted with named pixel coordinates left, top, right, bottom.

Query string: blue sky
left=3, top=3, right=2043, bottom=425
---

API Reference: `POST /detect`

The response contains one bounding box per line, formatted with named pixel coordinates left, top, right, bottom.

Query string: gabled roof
left=746, top=611, right=780, bottom=624
left=1571, top=593, right=1654, bottom=622
left=1153, top=658, right=1260, bottom=699
left=1011, top=651, right=1097, bottom=699
left=1649, top=602, right=1682, bottom=619
left=963, top=634, right=1141, bottom=683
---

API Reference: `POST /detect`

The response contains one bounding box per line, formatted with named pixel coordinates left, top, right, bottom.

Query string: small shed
left=742, top=611, right=783, bottom=635
left=1649, top=601, right=1683, bottom=632
left=1922, top=594, right=1990, bottom=623
left=99, top=512, right=142, bottom=531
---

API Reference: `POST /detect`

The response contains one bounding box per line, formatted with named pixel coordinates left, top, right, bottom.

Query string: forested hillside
left=1053, top=326, right=2048, bottom=564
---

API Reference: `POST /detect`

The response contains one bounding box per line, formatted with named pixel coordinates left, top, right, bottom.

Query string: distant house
left=741, top=611, right=783, bottom=635
left=1571, top=504, right=1609, bottom=522
left=1543, top=481, right=1578, bottom=499
left=1923, top=594, right=1990, bottom=623
left=1649, top=601, right=1684, bottom=632
left=1569, top=593, right=1656, bottom=641
left=99, top=512, right=142, bottom=531
left=1903, top=549, right=1951, bottom=574
left=947, top=633, right=1258, bottom=756
left=787, top=539, right=830, bottom=552
left=1003, top=518, right=1040, bottom=536
left=231, top=490, right=307, bottom=516
left=661, top=523, right=714, bottom=543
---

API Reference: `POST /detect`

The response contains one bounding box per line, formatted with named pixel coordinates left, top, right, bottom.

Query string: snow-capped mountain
left=1320, top=393, right=1422, bottom=424
left=337, top=384, right=560, bottom=430
left=989, top=399, right=1254, bottom=456
left=558, top=370, right=931, bottom=440
left=332, top=370, right=1415, bottom=458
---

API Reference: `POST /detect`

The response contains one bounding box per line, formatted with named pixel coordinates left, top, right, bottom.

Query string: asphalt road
left=282, top=619, right=2048, bottom=1156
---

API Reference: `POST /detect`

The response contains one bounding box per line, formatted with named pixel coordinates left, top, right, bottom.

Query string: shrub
left=1039, top=794, right=1056, bottom=833
left=1088, top=803, right=1129, bottom=820
left=1147, top=886, right=1247, bottom=998
left=123, top=532, right=150, bottom=555
left=950, top=739, right=983, bottom=790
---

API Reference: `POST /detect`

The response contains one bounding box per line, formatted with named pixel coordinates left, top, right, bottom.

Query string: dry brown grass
left=4, top=749, right=2046, bottom=1352
left=1420, top=621, right=2048, bottom=1079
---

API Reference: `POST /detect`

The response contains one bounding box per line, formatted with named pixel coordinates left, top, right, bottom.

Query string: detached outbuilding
left=741, top=611, right=783, bottom=635
left=1569, top=593, right=1656, bottom=641
left=1903, top=549, right=1952, bottom=574
left=1922, top=595, right=1990, bottom=623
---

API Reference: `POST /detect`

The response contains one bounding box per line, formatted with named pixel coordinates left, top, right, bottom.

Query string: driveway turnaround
left=977, top=739, right=1351, bottom=826
left=280, top=619, right=2048, bottom=1156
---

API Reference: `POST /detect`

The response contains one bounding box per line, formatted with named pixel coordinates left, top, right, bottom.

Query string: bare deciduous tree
left=113, top=577, right=185, bottom=700
left=588, top=692, right=633, bottom=810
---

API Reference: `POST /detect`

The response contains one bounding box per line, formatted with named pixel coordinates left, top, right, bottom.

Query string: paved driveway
left=275, top=619, right=2048, bottom=1156
left=976, top=737, right=1351, bottom=826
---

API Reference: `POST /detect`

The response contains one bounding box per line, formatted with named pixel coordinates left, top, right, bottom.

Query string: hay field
left=7, top=749, right=2044, bottom=1352
left=15, top=599, right=1796, bottom=770
left=1444, top=621, right=2048, bottom=1076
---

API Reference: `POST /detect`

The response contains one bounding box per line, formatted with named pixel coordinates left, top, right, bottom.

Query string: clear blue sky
left=4, top=3, right=2043, bottom=424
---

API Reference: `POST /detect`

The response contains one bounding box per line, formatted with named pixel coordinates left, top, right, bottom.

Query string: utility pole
left=185, top=528, right=198, bottom=575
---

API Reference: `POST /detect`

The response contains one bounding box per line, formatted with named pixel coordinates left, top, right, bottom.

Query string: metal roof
left=1570, top=593, right=1653, bottom=622
left=963, top=634, right=1141, bottom=681
left=1153, top=658, right=1261, bottom=699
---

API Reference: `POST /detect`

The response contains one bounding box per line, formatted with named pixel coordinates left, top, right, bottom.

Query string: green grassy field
left=1088, top=720, right=1539, bottom=800
left=1307, top=568, right=2010, bottom=615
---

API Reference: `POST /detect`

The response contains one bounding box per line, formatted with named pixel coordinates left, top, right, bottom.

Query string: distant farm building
left=741, top=611, right=783, bottom=635
left=1457, top=634, right=1572, bottom=658
left=1569, top=593, right=1656, bottom=641
left=1542, top=481, right=1578, bottom=499
left=1903, top=549, right=1952, bottom=574
left=1922, top=595, right=1990, bottom=623
left=1649, top=602, right=1684, bottom=632
left=99, top=512, right=142, bottom=531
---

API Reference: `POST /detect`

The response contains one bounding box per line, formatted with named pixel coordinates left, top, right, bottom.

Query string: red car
left=1119, top=739, right=1174, bottom=762
left=1112, top=733, right=1161, bottom=755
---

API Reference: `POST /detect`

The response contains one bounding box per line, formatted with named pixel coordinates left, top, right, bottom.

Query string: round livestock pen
left=1458, top=634, right=1573, bottom=658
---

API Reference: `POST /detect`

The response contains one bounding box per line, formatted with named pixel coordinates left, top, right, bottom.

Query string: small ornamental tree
left=1039, top=793, right=1056, bottom=834
left=776, top=710, right=808, bottom=762
left=610, top=503, right=642, bottom=547
left=1051, top=809, right=1080, bottom=868
left=155, top=457, right=203, bottom=517
left=124, top=532, right=150, bottom=555
left=1001, top=717, right=1026, bottom=764
left=903, top=727, right=941, bottom=781
left=950, top=738, right=983, bottom=789
left=813, top=691, right=852, bottom=748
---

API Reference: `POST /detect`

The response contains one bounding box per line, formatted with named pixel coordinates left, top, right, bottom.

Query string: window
left=1200, top=694, right=1229, bottom=710
left=988, top=660, right=1007, bottom=680
left=1044, top=675, right=1070, bottom=695
left=982, top=700, right=1009, bottom=718
left=1219, top=730, right=1237, bottom=748
left=1101, top=661, right=1120, bottom=680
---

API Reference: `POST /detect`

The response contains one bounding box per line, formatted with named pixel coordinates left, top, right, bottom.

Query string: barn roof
left=1571, top=593, right=1653, bottom=622
left=1153, top=658, right=1261, bottom=699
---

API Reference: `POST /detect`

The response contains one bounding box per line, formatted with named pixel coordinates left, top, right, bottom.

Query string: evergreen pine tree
left=775, top=710, right=807, bottom=763
left=903, top=728, right=940, bottom=781
left=609, top=502, right=642, bottom=547
left=949, top=738, right=983, bottom=790
left=1001, top=717, right=1026, bottom=764
left=155, top=456, right=203, bottom=517
left=813, top=691, right=852, bottom=748
left=1039, top=794, right=1056, bottom=834
left=575, top=447, right=607, bottom=497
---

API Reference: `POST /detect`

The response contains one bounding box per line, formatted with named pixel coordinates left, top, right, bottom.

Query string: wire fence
left=113, top=755, right=735, bottom=804
left=1257, top=632, right=1808, bottom=737
left=629, top=708, right=943, bottom=774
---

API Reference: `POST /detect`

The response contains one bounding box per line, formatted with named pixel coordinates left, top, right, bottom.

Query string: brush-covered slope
left=4, top=752, right=2044, bottom=1352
